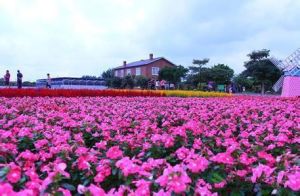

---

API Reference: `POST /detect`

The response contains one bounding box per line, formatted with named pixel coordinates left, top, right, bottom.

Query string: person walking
left=46, top=73, right=51, bottom=88
left=17, top=70, right=23, bottom=89
left=4, top=70, right=10, bottom=87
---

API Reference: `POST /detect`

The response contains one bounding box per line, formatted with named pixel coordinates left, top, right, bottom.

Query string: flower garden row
left=0, top=88, right=230, bottom=98
left=0, top=96, right=299, bottom=195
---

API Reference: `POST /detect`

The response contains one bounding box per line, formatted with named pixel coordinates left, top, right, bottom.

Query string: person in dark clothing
left=46, top=73, right=51, bottom=88
left=4, top=70, right=10, bottom=87
left=17, top=70, right=23, bottom=89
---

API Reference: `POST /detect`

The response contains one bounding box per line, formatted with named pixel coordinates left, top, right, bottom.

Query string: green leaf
left=0, top=167, right=9, bottom=177
left=61, top=183, right=76, bottom=191
left=210, top=171, right=224, bottom=183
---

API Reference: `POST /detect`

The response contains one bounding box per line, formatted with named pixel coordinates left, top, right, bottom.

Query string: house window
left=120, top=70, right=124, bottom=77
left=152, top=67, right=160, bottom=76
left=136, top=67, right=141, bottom=76
left=115, top=71, right=118, bottom=77
left=126, top=69, right=131, bottom=75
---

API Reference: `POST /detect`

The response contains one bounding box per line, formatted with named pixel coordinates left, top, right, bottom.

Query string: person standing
left=4, top=70, right=10, bottom=87
left=17, top=70, right=23, bottom=89
left=46, top=73, right=51, bottom=88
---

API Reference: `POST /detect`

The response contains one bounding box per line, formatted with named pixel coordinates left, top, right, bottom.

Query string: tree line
left=100, top=49, right=282, bottom=94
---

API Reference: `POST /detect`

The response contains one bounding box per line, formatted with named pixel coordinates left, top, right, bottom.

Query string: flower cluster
left=0, top=96, right=299, bottom=195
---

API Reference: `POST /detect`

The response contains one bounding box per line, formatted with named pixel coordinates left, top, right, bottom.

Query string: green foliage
left=111, top=77, right=122, bottom=88
left=242, top=49, right=282, bottom=94
left=189, top=58, right=210, bottom=74
left=135, top=75, right=149, bottom=89
left=17, top=136, right=35, bottom=152
left=210, top=64, right=234, bottom=84
left=159, top=65, right=188, bottom=85
left=121, top=75, right=135, bottom=89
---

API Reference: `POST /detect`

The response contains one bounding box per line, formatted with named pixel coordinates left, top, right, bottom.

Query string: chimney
left=123, top=61, right=126, bottom=66
left=149, top=53, right=153, bottom=60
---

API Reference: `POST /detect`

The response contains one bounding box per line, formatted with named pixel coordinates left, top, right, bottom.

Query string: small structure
left=113, top=53, right=176, bottom=79
left=36, top=77, right=107, bottom=89
left=270, top=48, right=300, bottom=97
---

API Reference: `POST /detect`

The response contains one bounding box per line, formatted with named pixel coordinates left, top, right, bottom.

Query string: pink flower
left=95, top=141, right=107, bottom=149
left=0, top=183, right=15, bottom=195
left=251, top=164, right=275, bottom=183
left=284, top=172, right=300, bottom=191
left=186, top=156, right=209, bottom=173
left=236, top=170, right=247, bottom=177
left=88, top=184, right=106, bottom=196
left=210, top=152, right=234, bottom=165
left=257, top=151, right=275, bottom=165
left=277, top=171, right=285, bottom=184
left=78, top=156, right=90, bottom=170
left=7, top=165, right=22, bottom=183
left=95, top=164, right=111, bottom=183
left=58, top=188, right=72, bottom=196
left=156, top=165, right=191, bottom=194
left=106, top=146, right=123, bottom=159
left=214, top=180, right=226, bottom=188
left=77, top=184, right=87, bottom=194
left=116, top=157, right=139, bottom=177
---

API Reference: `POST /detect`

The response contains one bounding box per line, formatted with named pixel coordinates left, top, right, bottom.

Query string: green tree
left=121, top=75, right=135, bottom=89
left=189, top=58, right=210, bottom=74
left=243, top=49, right=281, bottom=94
left=210, top=64, right=234, bottom=84
left=135, top=76, right=149, bottom=89
left=111, top=77, right=122, bottom=88
left=101, top=69, right=115, bottom=87
left=233, top=74, right=254, bottom=92
left=159, top=65, right=188, bottom=86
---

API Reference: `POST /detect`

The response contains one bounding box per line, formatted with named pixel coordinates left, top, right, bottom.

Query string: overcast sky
left=1, top=0, right=300, bottom=81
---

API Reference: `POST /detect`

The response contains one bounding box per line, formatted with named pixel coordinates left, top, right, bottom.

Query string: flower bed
left=0, top=88, right=164, bottom=97
left=0, top=97, right=299, bottom=195
left=162, top=90, right=231, bottom=97
left=0, top=88, right=231, bottom=98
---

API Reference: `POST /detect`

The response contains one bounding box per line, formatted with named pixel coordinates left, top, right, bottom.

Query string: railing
left=273, top=75, right=284, bottom=92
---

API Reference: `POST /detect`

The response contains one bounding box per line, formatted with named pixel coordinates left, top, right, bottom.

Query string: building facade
left=113, top=54, right=176, bottom=79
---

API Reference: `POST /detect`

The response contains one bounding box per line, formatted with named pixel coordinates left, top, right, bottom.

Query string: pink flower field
left=0, top=97, right=299, bottom=195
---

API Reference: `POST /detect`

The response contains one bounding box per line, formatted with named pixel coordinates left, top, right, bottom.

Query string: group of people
left=4, top=70, right=23, bottom=88
left=148, top=79, right=175, bottom=90
left=3, top=71, right=52, bottom=89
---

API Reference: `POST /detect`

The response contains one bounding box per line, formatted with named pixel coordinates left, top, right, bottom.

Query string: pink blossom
left=88, top=184, right=106, bottom=196
left=251, top=164, right=275, bottom=183
left=106, top=146, right=123, bottom=159
left=284, top=172, right=300, bottom=191
left=156, top=165, right=191, bottom=193
left=0, top=183, right=16, bottom=195
left=7, top=165, right=22, bottom=183
left=210, top=152, right=234, bottom=165
left=186, top=156, right=209, bottom=173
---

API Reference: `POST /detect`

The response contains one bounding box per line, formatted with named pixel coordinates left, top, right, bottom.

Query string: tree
left=233, top=74, right=254, bottom=92
left=189, top=58, right=210, bottom=74
left=101, top=69, right=115, bottom=87
left=243, top=49, right=281, bottom=94
left=121, top=75, right=135, bottom=89
left=111, top=77, right=122, bottom=88
left=135, top=76, right=149, bottom=89
left=159, top=65, right=188, bottom=86
left=210, top=64, right=234, bottom=84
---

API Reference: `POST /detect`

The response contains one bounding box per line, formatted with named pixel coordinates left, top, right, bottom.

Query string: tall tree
left=242, top=49, right=281, bottom=94
left=189, top=58, right=210, bottom=74
left=101, top=69, right=115, bottom=87
left=210, top=64, right=234, bottom=84
left=159, top=65, right=188, bottom=86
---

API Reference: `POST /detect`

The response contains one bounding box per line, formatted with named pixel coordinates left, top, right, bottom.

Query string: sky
left=0, top=0, right=300, bottom=81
